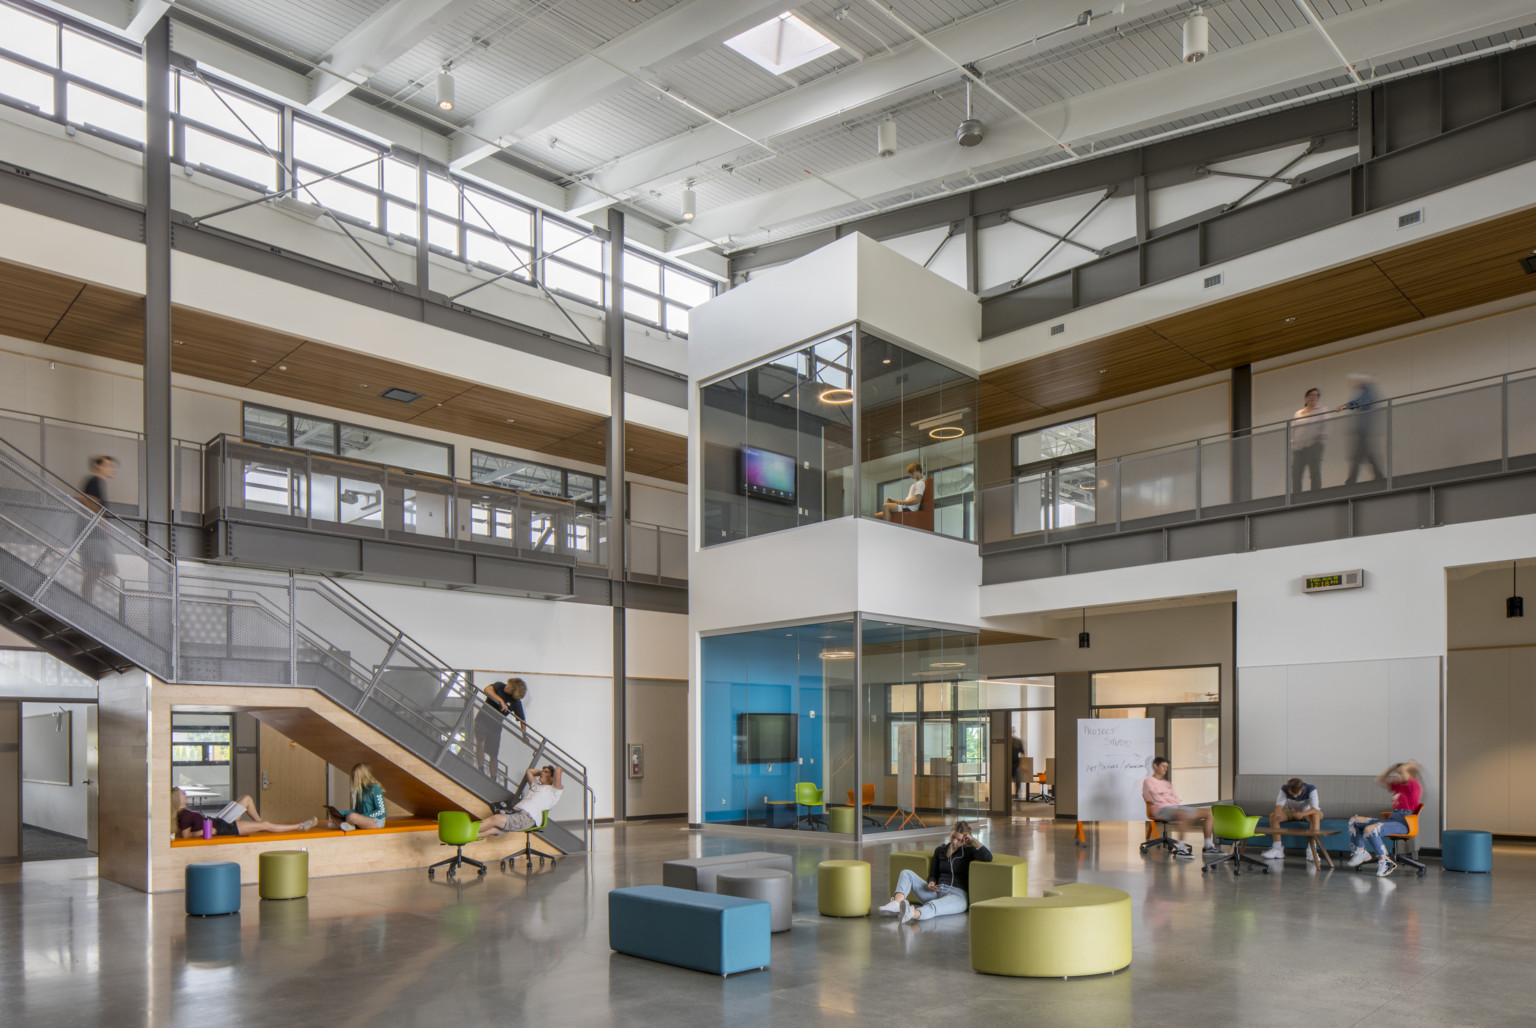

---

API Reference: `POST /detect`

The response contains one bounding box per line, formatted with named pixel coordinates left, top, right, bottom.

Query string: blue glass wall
left=701, top=620, right=855, bottom=826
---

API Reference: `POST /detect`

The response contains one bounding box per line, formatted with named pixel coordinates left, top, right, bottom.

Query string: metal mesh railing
left=981, top=367, right=1536, bottom=548
left=0, top=437, right=593, bottom=848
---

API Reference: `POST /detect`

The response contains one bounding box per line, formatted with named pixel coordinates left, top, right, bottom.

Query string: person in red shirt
left=1347, top=760, right=1424, bottom=876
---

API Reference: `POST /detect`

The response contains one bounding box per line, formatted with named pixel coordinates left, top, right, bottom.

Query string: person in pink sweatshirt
left=1141, top=756, right=1218, bottom=855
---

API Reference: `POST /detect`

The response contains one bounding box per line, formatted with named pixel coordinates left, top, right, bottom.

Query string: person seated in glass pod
left=874, top=462, right=925, bottom=520
left=878, top=821, right=992, bottom=923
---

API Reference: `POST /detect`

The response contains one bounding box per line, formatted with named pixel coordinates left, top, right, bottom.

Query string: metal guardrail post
left=1284, top=421, right=1294, bottom=503
left=1385, top=399, right=1394, bottom=489
left=1194, top=439, right=1203, bottom=518
left=288, top=572, right=298, bottom=687
left=1114, top=459, right=1122, bottom=530
left=356, top=631, right=404, bottom=712
left=1500, top=374, right=1509, bottom=472
left=171, top=560, right=180, bottom=683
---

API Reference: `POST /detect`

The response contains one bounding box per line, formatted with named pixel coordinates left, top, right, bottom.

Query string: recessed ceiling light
left=725, top=12, right=838, bottom=75
left=1098, top=368, right=1108, bottom=375
left=1284, top=316, right=1298, bottom=324
left=278, top=365, right=287, bottom=371
left=505, top=417, right=515, bottom=423
left=882, top=359, right=891, bottom=365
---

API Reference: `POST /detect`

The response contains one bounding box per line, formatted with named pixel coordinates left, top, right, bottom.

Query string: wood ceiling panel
left=408, top=385, right=604, bottom=453
left=169, top=306, right=307, bottom=387
left=1150, top=260, right=1423, bottom=368
left=982, top=327, right=1214, bottom=413
left=1372, top=206, right=1536, bottom=317
left=0, top=259, right=84, bottom=342
left=245, top=341, right=472, bottom=423
left=44, top=284, right=144, bottom=361
left=540, top=424, right=608, bottom=467
left=625, top=423, right=687, bottom=476
left=978, top=382, right=1050, bottom=433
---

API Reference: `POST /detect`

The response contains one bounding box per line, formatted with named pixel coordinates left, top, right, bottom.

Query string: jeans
left=1350, top=818, right=1407, bottom=857
left=894, top=869, right=968, bottom=918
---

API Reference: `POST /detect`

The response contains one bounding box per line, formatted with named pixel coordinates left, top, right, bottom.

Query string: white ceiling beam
left=448, top=0, right=786, bottom=171
left=307, top=0, right=478, bottom=112
left=567, top=0, right=1116, bottom=216
left=124, top=0, right=171, bottom=41
left=676, top=0, right=1536, bottom=247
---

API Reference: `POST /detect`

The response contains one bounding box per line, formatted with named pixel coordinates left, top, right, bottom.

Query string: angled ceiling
left=979, top=203, right=1536, bottom=428
left=0, top=258, right=687, bottom=482
left=57, top=0, right=1533, bottom=257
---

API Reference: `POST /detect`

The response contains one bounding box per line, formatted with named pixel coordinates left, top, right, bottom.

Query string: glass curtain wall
left=859, top=333, right=977, bottom=540
left=700, top=620, right=857, bottom=833
left=699, top=332, right=855, bottom=546
left=1092, top=667, right=1221, bottom=804
left=861, top=621, right=981, bottom=828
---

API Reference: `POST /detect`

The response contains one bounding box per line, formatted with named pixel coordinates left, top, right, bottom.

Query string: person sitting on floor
left=172, top=787, right=316, bottom=838
left=1141, top=756, right=1219, bottom=857
left=1262, top=777, right=1324, bottom=861
left=878, top=820, right=992, bottom=923
left=1347, top=760, right=1423, bottom=877
left=330, top=763, right=387, bottom=831
left=478, top=765, right=563, bottom=838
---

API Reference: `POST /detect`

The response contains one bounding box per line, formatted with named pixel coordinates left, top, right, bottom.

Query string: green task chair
left=428, top=811, right=486, bottom=880
left=1202, top=804, right=1271, bottom=876
left=499, top=808, right=557, bottom=872
left=795, top=782, right=826, bottom=830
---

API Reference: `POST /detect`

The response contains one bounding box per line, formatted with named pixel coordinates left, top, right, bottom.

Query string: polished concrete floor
left=2, top=818, right=1532, bottom=1027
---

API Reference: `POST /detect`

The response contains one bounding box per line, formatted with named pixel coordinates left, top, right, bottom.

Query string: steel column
left=143, top=18, right=172, bottom=551
left=607, top=208, right=627, bottom=823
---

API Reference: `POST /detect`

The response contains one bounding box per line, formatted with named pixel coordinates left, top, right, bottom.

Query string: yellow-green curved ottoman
left=968, top=854, right=1028, bottom=904
left=817, top=860, right=871, bottom=917
left=888, top=851, right=930, bottom=898
left=258, top=849, right=309, bottom=900
left=969, top=883, right=1131, bottom=978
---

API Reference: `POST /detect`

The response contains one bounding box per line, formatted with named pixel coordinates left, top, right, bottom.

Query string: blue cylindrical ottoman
left=1441, top=830, right=1493, bottom=873
left=186, top=861, right=242, bottom=916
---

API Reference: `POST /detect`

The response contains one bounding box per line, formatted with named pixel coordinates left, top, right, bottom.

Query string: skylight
left=724, top=12, right=839, bottom=76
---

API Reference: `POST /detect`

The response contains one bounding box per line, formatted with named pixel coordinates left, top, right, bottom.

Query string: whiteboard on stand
left=1077, top=718, right=1156, bottom=822
left=896, top=722, right=916, bottom=814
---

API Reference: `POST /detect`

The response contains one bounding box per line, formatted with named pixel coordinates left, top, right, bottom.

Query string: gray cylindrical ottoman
left=716, top=867, right=793, bottom=933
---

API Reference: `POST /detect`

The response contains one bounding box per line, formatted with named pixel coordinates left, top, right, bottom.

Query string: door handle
left=82, top=778, right=95, bottom=786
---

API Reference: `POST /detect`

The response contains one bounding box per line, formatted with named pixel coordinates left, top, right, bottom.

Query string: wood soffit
left=980, top=205, right=1536, bottom=432
left=0, top=258, right=685, bottom=484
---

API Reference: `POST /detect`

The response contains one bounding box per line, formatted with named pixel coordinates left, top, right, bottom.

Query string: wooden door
left=257, top=722, right=328, bottom=823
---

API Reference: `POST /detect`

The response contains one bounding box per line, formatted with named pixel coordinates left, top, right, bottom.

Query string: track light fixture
left=956, top=77, right=984, bottom=148
left=436, top=66, right=456, bottom=111
left=1182, top=6, right=1209, bottom=64
left=877, top=115, right=897, bottom=158
left=681, top=180, right=696, bottom=222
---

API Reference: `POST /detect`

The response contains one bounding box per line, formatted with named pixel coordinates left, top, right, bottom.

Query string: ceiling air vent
left=1050, top=323, right=1066, bottom=336
left=1204, top=273, right=1222, bottom=288
left=380, top=387, right=423, bottom=403
left=1519, top=254, right=1536, bottom=276
left=1397, top=209, right=1424, bottom=229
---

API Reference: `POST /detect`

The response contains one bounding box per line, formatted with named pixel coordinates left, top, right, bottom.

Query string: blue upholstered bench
left=609, top=885, right=771, bottom=976
left=1253, top=816, right=1355, bottom=854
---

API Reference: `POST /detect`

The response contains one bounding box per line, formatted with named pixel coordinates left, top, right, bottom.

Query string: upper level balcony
left=979, top=367, right=1536, bottom=583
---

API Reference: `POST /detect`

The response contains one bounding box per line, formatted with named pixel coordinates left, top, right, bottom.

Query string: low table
left=1263, top=826, right=1340, bottom=867
left=765, top=801, right=797, bottom=829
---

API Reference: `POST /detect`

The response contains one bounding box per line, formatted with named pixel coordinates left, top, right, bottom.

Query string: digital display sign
left=1302, top=569, right=1364, bottom=593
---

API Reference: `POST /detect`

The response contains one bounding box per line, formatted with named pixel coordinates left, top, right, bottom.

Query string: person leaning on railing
left=474, top=678, right=527, bottom=776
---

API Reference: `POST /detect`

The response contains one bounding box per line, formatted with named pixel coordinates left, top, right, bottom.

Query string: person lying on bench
left=1142, top=757, right=1218, bottom=856
left=478, top=765, right=563, bottom=838
left=172, top=787, right=317, bottom=838
left=878, top=820, right=992, bottom=923
left=1262, top=778, right=1323, bottom=861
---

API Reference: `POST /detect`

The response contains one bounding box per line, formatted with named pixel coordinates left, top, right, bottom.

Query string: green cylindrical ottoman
left=827, top=805, right=857, bottom=835
left=258, top=849, right=309, bottom=900
left=970, top=884, right=1132, bottom=978
left=817, top=859, right=870, bottom=917
left=888, top=851, right=931, bottom=899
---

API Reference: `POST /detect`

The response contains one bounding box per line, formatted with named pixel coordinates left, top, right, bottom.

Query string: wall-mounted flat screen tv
left=740, top=445, right=796, bottom=504
left=736, top=712, right=797, bottom=764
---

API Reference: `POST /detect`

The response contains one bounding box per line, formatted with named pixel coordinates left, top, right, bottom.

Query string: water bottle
left=202, top=819, right=214, bottom=839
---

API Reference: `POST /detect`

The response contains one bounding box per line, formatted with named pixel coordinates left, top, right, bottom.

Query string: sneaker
left=298, top=817, right=318, bottom=831
left=901, top=902, right=921, bottom=924
left=339, top=822, right=356, bottom=832
left=1376, top=857, right=1397, bottom=877
left=1173, top=846, right=1196, bottom=859
left=1261, top=846, right=1285, bottom=860
left=877, top=894, right=905, bottom=915
left=1347, top=848, right=1371, bottom=868
left=1203, top=842, right=1221, bottom=854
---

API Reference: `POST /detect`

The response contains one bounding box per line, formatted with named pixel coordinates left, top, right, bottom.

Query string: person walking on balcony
left=1289, top=388, right=1327, bottom=494
left=478, top=765, right=563, bottom=838
left=1336, top=372, right=1386, bottom=485
left=331, top=763, right=387, bottom=830
left=475, top=678, right=528, bottom=777
left=77, top=455, right=118, bottom=605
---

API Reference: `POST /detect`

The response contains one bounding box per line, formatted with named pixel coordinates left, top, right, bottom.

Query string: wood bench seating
left=170, top=816, right=440, bottom=847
